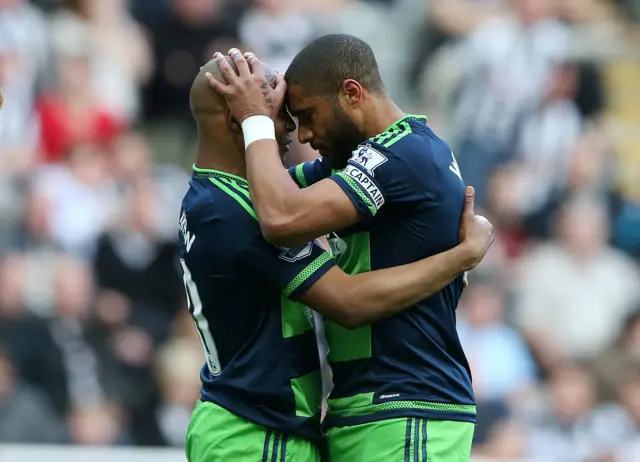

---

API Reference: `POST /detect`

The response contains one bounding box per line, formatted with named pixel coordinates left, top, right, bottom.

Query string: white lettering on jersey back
left=343, top=164, right=385, bottom=210
left=351, top=145, right=388, bottom=174
left=179, top=211, right=196, bottom=253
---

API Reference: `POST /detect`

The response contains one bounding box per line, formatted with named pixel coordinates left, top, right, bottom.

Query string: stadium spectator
left=591, top=309, right=640, bottom=401
left=30, top=144, right=118, bottom=257
left=515, top=195, right=640, bottom=364
left=142, top=0, right=241, bottom=124
left=36, top=48, right=121, bottom=163
left=0, top=351, right=66, bottom=444
left=458, top=277, right=536, bottom=402
left=49, top=0, right=153, bottom=121
left=451, top=0, right=570, bottom=207
left=239, top=0, right=317, bottom=73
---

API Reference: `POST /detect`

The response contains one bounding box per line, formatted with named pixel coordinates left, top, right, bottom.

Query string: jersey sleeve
left=287, top=157, right=333, bottom=188
left=328, top=141, right=438, bottom=219
left=239, top=237, right=336, bottom=301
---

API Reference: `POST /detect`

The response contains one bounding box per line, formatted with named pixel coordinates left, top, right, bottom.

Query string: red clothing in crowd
left=36, top=94, right=122, bottom=163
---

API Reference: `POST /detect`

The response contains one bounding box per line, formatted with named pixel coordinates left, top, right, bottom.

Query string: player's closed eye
left=294, top=109, right=313, bottom=125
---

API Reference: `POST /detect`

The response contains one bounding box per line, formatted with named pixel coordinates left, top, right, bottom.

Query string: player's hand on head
left=458, top=186, right=494, bottom=270
left=205, top=49, right=286, bottom=123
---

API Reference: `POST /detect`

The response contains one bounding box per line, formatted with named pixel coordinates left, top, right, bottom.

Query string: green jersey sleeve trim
left=209, top=177, right=257, bottom=220
left=334, top=172, right=378, bottom=216
left=294, top=163, right=308, bottom=188
left=283, top=252, right=333, bottom=297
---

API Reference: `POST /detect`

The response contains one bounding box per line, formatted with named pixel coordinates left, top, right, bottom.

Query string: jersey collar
left=192, top=164, right=249, bottom=185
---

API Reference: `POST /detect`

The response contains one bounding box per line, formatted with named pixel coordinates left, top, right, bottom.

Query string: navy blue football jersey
left=288, top=115, right=475, bottom=428
left=178, top=167, right=336, bottom=440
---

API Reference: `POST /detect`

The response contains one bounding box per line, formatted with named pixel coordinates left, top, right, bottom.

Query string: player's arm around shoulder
left=301, top=187, right=494, bottom=329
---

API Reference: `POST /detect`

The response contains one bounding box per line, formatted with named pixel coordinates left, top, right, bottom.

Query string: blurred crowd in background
left=1, top=0, right=640, bottom=460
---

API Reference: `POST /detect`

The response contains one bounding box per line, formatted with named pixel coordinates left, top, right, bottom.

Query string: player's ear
left=227, top=110, right=242, bottom=134
left=341, top=79, right=363, bottom=105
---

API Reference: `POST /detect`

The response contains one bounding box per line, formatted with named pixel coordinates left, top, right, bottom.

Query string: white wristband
left=241, top=115, right=276, bottom=149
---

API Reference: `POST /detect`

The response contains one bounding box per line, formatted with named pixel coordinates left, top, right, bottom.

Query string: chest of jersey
left=328, top=198, right=461, bottom=275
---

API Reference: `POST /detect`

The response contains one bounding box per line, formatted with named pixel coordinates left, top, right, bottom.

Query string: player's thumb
left=463, top=186, right=475, bottom=216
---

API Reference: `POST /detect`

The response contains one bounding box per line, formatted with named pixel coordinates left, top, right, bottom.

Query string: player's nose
left=297, top=125, right=313, bottom=145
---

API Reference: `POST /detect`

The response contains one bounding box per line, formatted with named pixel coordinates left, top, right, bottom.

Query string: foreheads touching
left=286, top=33, right=382, bottom=126
left=285, top=33, right=384, bottom=103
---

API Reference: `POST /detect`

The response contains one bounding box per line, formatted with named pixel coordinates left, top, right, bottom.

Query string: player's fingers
left=474, top=215, right=494, bottom=246
left=462, top=186, right=475, bottom=216
left=474, top=215, right=493, bottom=232
left=213, top=52, right=239, bottom=85
left=244, top=52, right=264, bottom=75
left=228, top=48, right=250, bottom=78
left=273, top=73, right=287, bottom=100
left=205, top=72, right=228, bottom=95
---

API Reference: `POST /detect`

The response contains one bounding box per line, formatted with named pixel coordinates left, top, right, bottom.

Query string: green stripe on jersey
left=326, top=323, right=371, bottom=363
left=372, top=127, right=399, bottom=146
left=217, top=176, right=251, bottom=201
left=325, top=232, right=373, bottom=363
left=382, top=121, right=412, bottom=147
left=369, top=114, right=427, bottom=145
left=291, top=371, right=322, bottom=418
left=281, top=296, right=314, bottom=338
left=209, top=177, right=257, bottom=220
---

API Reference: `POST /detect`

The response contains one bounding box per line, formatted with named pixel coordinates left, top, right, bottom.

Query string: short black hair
left=286, top=34, right=384, bottom=96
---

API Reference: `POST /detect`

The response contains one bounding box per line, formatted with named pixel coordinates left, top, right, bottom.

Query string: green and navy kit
left=178, top=166, right=336, bottom=441
left=288, top=115, right=475, bottom=428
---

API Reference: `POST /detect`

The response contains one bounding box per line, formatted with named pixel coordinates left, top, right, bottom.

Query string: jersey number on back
left=180, top=259, right=222, bottom=376
left=449, top=152, right=463, bottom=181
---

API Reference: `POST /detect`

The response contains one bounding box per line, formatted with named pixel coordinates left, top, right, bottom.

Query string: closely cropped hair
left=286, top=34, right=384, bottom=96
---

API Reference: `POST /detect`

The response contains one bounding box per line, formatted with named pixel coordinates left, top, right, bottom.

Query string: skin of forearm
left=245, top=139, right=304, bottom=235
left=337, top=245, right=472, bottom=328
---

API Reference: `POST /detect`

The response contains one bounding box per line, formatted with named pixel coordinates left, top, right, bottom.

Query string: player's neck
left=195, top=136, right=247, bottom=179
left=362, top=96, right=405, bottom=139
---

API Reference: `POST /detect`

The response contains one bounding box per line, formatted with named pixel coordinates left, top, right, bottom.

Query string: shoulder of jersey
left=349, top=117, right=430, bottom=172
left=190, top=175, right=259, bottom=227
